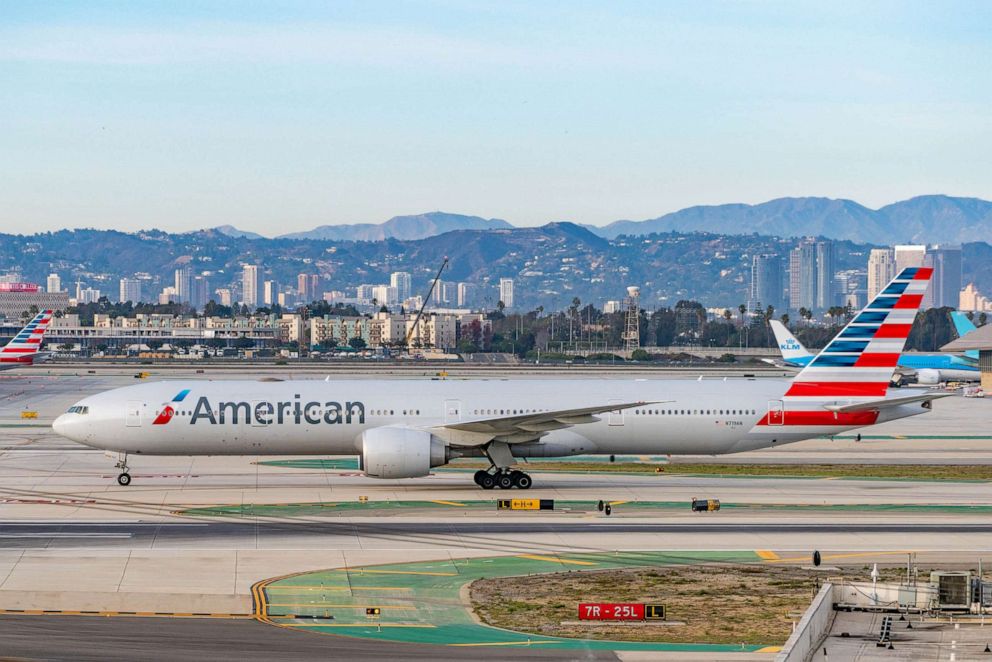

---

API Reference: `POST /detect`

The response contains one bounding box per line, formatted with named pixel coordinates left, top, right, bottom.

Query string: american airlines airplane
left=53, top=269, right=947, bottom=489
left=0, top=310, right=54, bottom=370
left=769, top=313, right=979, bottom=384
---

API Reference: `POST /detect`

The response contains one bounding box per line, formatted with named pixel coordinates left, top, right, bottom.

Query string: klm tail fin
left=769, top=320, right=813, bottom=366
left=787, top=268, right=933, bottom=400
left=950, top=311, right=979, bottom=361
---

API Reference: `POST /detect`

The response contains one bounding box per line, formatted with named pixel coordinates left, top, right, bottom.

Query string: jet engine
left=360, top=426, right=449, bottom=479
left=914, top=369, right=941, bottom=386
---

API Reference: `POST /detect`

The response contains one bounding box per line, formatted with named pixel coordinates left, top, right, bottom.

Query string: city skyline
left=2, top=3, right=990, bottom=234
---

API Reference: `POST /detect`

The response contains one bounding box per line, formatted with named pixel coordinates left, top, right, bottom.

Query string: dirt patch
left=470, top=564, right=822, bottom=645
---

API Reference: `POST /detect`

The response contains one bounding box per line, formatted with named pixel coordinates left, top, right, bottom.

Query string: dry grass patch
left=470, top=564, right=819, bottom=645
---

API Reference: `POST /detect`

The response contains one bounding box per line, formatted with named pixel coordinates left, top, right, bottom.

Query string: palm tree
left=737, top=304, right=747, bottom=327
left=780, top=313, right=790, bottom=328
left=798, top=307, right=809, bottom=326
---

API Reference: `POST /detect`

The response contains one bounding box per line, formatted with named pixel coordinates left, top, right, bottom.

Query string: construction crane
left=404, top=256, right=449, bottom=349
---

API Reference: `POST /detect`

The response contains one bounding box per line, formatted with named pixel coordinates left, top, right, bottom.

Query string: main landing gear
left=115, top=453, right=131, bottom=486
left=473, top=469, right=532, bottom=490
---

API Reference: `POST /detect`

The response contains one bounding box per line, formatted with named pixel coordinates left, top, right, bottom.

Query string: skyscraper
left=499, top=278, right=514, bottom=308
left=390, top=272, right=412, bottom=302
left=815, top=240, right=836, bottom=309
left=457, top=282, right=474, bottom=308
left=191, top=275, right=209, bottom=310
left=789, top=240, right=816, bottom=311
left=750, top=254, right=783, bottom=311
left=263, top=280, right=278, bottom=306
left=242, top=264, right=261, bottom=309
left=119, top=278, right=141, bottom=303
left=174, top=266, right=191, bottom=304
left=46, top=273, right=61, bottom=294
left=867, top=248, right=896, bottom=300
left=297, top=273, right=320, bottom=303
left=923, top=245, right=962, bottom=308
left=894, top=245, right=926, bottom=272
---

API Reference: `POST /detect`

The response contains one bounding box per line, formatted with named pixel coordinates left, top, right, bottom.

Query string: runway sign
left=497, top=499, right=554, bottom=511
left=578, top=603, right=645, bottom=620
left=578, top=603, right=666, bottom=621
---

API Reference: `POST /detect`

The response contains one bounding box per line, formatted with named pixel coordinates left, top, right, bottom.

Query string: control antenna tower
left=623, top=286, right=640, bottom=352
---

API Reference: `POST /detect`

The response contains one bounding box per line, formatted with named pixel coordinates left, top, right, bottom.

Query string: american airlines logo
left=153, top=390, right=367, bottom=426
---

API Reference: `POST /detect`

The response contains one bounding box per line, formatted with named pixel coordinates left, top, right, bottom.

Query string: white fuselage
left=52, top=377, right=926, bottom=458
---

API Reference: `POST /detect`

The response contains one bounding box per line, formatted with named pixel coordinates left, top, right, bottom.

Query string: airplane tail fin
left=786, top=268, right=933, bottom=401
left=949, top=311, right=980, bottom=361
left=0, top=310, right=54, bottom=362
left=769, top=320, right=812, bottom=364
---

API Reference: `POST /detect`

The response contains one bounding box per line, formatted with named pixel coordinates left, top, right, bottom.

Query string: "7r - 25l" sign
left=578, top=603, right=666, bottom=621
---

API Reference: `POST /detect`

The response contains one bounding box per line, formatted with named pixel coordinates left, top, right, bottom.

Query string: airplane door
left=125, top=401, right=142, bottom=427
left=767, top=400, right=784, bottom=426
left=608, top=400, right=624, bottom=426
left=443, top=399, right=462, bottom=424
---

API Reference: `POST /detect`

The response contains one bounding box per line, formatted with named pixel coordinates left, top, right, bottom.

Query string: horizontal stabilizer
left=822, top=391, right=952, bottom=414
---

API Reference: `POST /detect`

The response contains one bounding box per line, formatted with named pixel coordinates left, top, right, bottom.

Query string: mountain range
left=210, top=195, right=991, bottom=245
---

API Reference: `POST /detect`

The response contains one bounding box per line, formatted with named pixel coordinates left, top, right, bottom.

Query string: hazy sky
left=1, top=1, right=989, bottom=235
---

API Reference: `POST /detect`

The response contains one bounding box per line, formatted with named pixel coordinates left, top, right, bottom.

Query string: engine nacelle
left=915, top=368, right=941, bottom=385
left=360, top=426, right=448, bottom=479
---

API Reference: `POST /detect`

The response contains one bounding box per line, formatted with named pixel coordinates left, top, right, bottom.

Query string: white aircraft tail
left=0, top=310, right=54, bottom=365
left=769, top=320, right=810, bottom=363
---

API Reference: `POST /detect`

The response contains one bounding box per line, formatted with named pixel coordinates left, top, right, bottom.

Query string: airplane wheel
left=479, top=474, right=496, bottom=490
left=473, top=470, right=488, bottom=486
left=496, top=473, right=514, bottom=489
left=512, top=472, right=532, bottom=490
left=117, top=472, right=131, bottom=486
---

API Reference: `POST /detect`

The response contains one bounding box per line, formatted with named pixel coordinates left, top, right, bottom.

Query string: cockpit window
left=66, top=406, right=89, bottom=415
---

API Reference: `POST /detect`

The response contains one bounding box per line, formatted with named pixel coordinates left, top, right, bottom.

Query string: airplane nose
left=52, top=414, right=71, bottom=439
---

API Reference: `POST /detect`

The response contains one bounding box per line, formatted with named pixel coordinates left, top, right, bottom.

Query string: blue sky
left=1, top=1, right=989, bottom=234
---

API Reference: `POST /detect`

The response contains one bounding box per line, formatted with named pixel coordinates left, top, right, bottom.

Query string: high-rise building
left=263, top=280, right=278, bottom=306
left=894, top=245, right=926, bottom=272
left=457, top=282, right=475, bottom=308
left=960, top=283, right=992, bottom=312
left=749, top=254, right=783, bottom=311
left=867, top=248, right=897, bottom=300
left=499, top=278, right=514, bottom=308
left=242, top=265, right=261, bottom=309
left=923, top=245, right=962, bottom=309
left=390, top=272, right=412, bottom=302
left=46, top=274, right=61, bottom=294
left=372, top=285, right=398, bottom=306
left=79, top=288, right=101, bottom=304
left=815, top=240, right=836, bottom=309
left=190, top=276, right=209, bottom=310
left=356, top=284, right=375, bottom=304
left=297, top=274, right=320, bottom=303
left=158, top=287, right=176, bottom=305
left=174, top=266, right=191, bottom=304
left=119, top=278, right=142, bottom=303
left=788, top=240, right=816, bottom=311
left=215, top=288, right=232, bottom=307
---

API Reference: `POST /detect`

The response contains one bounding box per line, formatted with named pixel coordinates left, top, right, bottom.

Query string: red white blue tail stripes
left=755, top=267, right=932, bottom=430
left=0, top=310, right=54, bottom=365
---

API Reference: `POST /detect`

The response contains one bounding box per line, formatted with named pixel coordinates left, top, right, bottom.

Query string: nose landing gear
left=115, top=453, right=131, bottom=486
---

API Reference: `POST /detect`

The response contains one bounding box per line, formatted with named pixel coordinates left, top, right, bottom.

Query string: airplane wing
left=822, top=391, right=952, bottom=414
left=432, top=401, right=662, bottom=446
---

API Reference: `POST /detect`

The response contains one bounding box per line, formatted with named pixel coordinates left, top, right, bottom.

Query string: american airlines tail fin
left=786, top=268, right=933, bottom=400
left=0, top=310, right=54, bottom=367
left=950, top=311, right=979, bottom=361
left=768, top=320, right=813, bottom=366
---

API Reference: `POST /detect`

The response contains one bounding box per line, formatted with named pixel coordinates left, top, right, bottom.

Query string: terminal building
left=942, top=325, right=992, bottom=390
left=0, top=283, right=70, bottom=321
